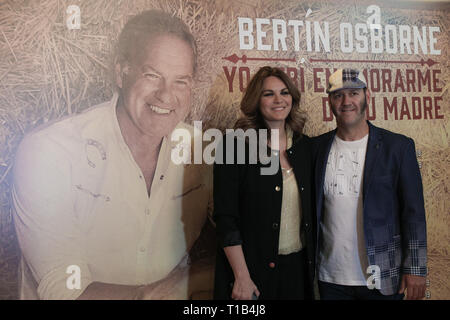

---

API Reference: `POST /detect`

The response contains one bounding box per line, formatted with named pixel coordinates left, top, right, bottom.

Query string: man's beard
left=330, top=95, right=367, bottom=117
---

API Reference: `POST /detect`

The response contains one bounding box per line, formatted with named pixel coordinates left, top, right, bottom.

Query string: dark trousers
left=318, top=281, right=405, bottom=300
left=272, top=249, right=311, bottom=300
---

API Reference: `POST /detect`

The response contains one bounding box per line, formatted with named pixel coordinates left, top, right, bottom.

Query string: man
left=12, top=10, right=214, bottom=300
left=312, top=69, right=427, bottom=300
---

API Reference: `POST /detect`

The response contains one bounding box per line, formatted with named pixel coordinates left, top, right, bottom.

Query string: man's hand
left=398, top=274, right=426, bottom=300
left=136, top=255, right=215, bottom=300
left=135, top=266, right=189, bottom=300
left=135, top=255, right=190, bottom=300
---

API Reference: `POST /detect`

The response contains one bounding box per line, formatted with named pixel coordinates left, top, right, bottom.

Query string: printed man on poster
left=12, top=10, right=214, bottom=300
left=312, top=69, right=427, bottom=300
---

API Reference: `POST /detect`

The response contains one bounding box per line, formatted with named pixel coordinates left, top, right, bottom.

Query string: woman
left=213, top=66, right=316, bottom=300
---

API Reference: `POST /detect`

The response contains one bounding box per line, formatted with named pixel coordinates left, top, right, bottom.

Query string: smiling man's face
left=329, top=88, right=369, bottom=130
left=116, top=34, right=194, bottom=138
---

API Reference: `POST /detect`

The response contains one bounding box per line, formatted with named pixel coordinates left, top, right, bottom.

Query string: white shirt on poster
left=12, top=93, right=212, bottom=299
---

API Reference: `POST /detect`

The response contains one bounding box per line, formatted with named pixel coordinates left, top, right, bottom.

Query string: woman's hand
left=231, top=276, right=260, bottom=300
left=223, top=245, right=259, bottom=300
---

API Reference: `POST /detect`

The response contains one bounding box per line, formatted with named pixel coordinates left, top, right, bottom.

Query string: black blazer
left=213, top=133, right=316, bottom=299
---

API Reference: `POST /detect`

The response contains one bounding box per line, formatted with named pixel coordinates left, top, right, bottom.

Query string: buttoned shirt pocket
left=172, top=183, right=204, bottom=199
left=163, top=164, right=211, bottom=254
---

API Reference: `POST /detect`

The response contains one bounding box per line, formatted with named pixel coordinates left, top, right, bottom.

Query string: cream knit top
left=278, top=128, right=303, bottom=255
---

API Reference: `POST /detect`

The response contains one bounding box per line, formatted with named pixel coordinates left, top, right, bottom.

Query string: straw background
left=0, top=0, right=448, bottom=299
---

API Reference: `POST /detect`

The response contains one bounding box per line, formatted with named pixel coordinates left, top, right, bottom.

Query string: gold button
left=275, top=186, right=280, bottom=191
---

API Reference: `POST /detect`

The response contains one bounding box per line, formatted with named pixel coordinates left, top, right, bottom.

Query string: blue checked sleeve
left=398, top=138, right=427, bottom=276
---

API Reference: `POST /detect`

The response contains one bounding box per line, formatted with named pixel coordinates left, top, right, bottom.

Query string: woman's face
left=259, top=76, right=292, bottom=127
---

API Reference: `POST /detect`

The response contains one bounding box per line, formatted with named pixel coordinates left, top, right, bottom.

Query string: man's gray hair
left=116, top=10, right=197, bottom=71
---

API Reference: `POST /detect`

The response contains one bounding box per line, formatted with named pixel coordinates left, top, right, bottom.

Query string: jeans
left=318, top=281, right=405, bottom=300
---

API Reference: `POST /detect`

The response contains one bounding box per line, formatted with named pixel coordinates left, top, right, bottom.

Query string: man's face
left=116, top=34, right=194, bottom=138
left=329, top=88, right=369, bottom=129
